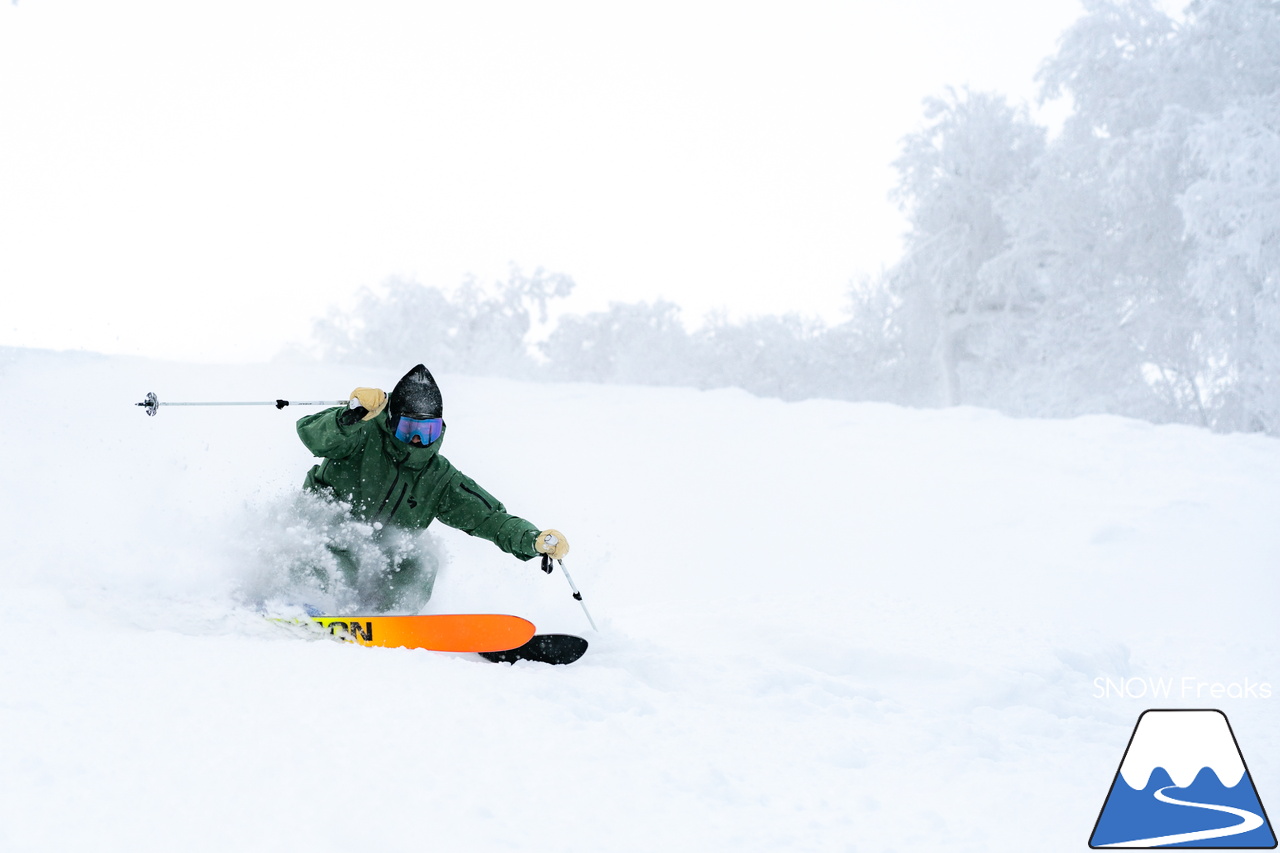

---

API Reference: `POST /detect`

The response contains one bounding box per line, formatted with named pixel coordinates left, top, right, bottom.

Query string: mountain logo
left=1090, top=709, right=1276, bottom=848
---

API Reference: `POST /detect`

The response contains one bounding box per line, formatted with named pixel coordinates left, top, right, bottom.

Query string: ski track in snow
left=1, top=349, right=1279, bottom=852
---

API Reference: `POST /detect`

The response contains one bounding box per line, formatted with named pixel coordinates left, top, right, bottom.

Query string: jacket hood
left=388, top=364, right=443, bottom=419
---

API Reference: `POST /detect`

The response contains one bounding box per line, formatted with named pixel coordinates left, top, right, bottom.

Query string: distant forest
left=314, top=0, right=1280, bottom=435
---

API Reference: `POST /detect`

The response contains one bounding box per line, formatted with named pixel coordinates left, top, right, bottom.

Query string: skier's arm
left=296, top=406, right=374, bottom=459
left=435, top=473, right=542, bottom=561
left=296, top=388, right=389, bottom=458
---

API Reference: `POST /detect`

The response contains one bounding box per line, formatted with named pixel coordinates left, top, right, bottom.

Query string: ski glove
left=535, top=529, right=570, bottom=560
left=348, top=387, right=387, bottom=421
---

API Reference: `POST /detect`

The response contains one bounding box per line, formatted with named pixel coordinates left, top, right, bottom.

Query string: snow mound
left=1, top=349, right=1277, bottom=852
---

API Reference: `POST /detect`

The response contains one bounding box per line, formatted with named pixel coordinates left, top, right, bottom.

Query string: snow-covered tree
left=995, top=0, right=1199, bottom=422
left=887, top=89, right=1045, bottom=406
left=881, top=0, right=1280, bottom=432
left=1181, top=100, right=1280, bottom=431
left=694, top=312, right=837, bottom=402
left=314, top=267, right=573, bottom=374
left=540, top=300, right=700, bottom=386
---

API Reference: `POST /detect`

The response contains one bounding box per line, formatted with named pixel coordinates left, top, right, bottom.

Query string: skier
left=295, top=363, right=569, bottom=611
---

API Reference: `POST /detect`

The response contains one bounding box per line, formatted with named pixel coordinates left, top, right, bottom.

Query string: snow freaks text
left=1093, top=677, right=1274, bottom=701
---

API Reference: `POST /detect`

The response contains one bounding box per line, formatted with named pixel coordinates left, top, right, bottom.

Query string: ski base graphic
left=275, top=613, right=536, bottom=653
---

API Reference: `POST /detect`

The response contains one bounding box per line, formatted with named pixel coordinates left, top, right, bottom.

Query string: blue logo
left=1090, top=709, right=1276, bottom=848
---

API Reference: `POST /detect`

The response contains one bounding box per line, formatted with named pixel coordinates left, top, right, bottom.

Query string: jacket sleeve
left=296, top=406, right=369, bottom=459
left=435, top=472, right=541, bottom=561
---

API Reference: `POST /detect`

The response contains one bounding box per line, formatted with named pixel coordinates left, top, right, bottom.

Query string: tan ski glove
left=348, top=387, right=387, bottom=421
left=536, top=529, right=570, bottom=560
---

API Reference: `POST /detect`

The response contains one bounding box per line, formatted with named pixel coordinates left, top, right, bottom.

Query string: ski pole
left=540, top=550, right=598, bottom=632
left=135, top=391, right=347, bottom=417
left=557, top=558, right=598, bottom=632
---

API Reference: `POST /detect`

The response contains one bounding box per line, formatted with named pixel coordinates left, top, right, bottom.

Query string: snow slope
left=1, top=347, right=1277, bottom=852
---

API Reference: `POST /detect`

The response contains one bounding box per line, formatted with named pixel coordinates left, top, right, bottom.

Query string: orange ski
left=292, top=614, right=537, bottom=653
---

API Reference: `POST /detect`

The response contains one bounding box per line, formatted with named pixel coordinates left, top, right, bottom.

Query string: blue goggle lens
left=394, top=416, right=443, bottom=446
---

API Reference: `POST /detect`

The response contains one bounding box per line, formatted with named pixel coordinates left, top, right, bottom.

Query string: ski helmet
left=388, top=364, right=444, bottom=419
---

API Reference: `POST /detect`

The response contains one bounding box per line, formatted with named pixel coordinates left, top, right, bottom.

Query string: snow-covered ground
left=1, top=347, right=1276, bottom=852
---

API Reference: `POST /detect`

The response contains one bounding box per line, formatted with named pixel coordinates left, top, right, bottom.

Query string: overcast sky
left=2, top=0, right=1114, bottom=362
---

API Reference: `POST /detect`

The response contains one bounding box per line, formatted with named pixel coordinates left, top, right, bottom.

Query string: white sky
left=1, top=0, right=1097, bottom=362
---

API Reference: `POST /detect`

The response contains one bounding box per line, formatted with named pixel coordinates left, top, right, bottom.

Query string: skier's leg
left=323, top=544, right=361, bottom=591
left=383, top=533, right=440, bottom=613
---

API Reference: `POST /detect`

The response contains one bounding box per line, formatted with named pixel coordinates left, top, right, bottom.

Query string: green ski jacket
left=296, top=407, right=541, bottom=561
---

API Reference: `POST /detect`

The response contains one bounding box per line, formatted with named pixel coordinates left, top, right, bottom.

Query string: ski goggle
left=393, top=415, right=443, bottom=446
